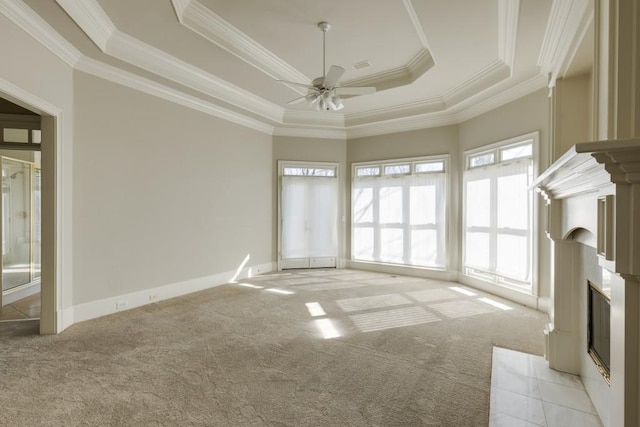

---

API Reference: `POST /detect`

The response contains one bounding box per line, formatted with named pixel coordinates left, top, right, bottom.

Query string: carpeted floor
left=0, top=269, right=548, bottom=426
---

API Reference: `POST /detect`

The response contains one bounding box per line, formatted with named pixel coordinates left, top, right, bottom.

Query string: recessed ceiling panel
left=199, top=0, right=424, bottom=82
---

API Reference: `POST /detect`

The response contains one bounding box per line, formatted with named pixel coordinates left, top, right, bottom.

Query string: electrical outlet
left=115, top=300, right=128, bottom=310
left=149, top=294, right=158, bottom=302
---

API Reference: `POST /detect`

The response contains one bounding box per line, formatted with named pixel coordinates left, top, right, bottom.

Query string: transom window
left=283, top=166, right=336, bottom=177
left=351, top=156, right=448, bottom=269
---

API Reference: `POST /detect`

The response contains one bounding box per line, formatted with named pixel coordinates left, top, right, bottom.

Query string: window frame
left=462, top=132, right=539, bottom=293
left=351, top=154, right=450, bottom=270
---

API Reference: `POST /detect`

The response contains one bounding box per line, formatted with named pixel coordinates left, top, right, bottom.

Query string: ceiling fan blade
left=277, top=80, right=314, bottom=89
left=323, top=65, right=345, bottom=88
left=335, top=86, right=376, bottom=96
left=287, top=95, right=308, bottom=105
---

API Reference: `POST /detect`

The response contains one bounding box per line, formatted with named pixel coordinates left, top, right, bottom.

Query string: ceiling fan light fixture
left=330, top=91, right=344, bottom=110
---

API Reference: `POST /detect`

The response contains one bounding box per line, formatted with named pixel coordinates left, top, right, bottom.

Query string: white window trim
left=461, top=131, right=540, bottom=295
left=351, top=154, right=450, bottom=271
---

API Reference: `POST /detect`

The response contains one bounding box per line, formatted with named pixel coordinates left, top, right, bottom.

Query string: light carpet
left=0, top=269, right=548, bottom=426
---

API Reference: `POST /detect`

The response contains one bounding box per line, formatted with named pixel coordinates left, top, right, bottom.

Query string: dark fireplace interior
left=588, top=280, right=610, bottom=383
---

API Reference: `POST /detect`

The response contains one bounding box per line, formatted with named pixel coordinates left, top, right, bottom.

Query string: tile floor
left=489, top=347, right=603, bottom=427
left=0, top=292, right=40, bottom=321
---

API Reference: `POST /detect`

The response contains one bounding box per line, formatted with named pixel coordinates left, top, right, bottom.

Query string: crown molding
left=537, top=0, right=591, bottom=87
left=453, top=73, right=548, bottom=122
left=56, top=0, right=115, bottom=51
left=56, top=0, right=285, bottom=123
left=0, top=0, right=81, bottom=67
left=178, top=0, right=436, bottom=95
left=559, top=10, right=593, bottom=80
left=442, top=59, right=511, bottom=107
left=4, top=0, right=558, bottom=141
left=172, top=0, right=309, bottom=86
left=346, top=111, right=458, bottom=139
left=341, top=48, right=435, bottom=91
left=283, top=110, right=345, bottom=128
left=274, top=126, right=347, bottom=140
left=346, top=97, right=444, bottom=127
left=108, top=31, right=284, bottom=122
left=402, top=0, right=433, bottom=52
left=170, top=0, right=191, bottom=18
left=498, top=0, right=520, bottom=70
left=346, top=58, right=510, bottom=127
left=76, top=56, right=275, bottom=135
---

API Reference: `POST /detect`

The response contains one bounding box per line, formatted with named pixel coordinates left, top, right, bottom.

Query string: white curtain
left=464, top=158, right=531, bottom=282
left=281, top=176, right=338, bottom=259
left=352, top=172, right=446, bottom=268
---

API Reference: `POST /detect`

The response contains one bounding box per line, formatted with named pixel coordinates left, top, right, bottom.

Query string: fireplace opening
left=588, top=281, right=610, bottom=383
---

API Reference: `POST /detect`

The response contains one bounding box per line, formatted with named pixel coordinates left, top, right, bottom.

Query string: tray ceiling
left=9, top=0, right=593, bottom=138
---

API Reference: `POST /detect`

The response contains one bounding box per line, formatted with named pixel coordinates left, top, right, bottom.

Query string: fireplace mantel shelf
left=532, top=138, right=640, bottom=200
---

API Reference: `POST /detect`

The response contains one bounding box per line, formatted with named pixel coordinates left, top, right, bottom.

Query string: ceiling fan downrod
left=318, top=21, right=330, bottom=80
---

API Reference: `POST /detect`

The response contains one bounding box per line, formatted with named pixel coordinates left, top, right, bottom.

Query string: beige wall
left=459, top=88, right=551, bottom=301
left=73, top=72, right=273, bottom=304
left=272, top=136, right=347, bottom=265
left=348, top=125, right=459, bottom=163
left=553, top=74, right=592, bottom=160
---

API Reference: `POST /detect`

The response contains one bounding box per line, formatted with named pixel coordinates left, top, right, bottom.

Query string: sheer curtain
left=464, top=158, right=532, bottom=283
left=352, top=171, right=446, bottom=268
left=281, top=176, right=338, bottom=259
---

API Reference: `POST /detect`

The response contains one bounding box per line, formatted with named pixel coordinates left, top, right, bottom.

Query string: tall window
left=463, top=134, right=536, bottom=289
left=352, top=156, right=447, bottom=269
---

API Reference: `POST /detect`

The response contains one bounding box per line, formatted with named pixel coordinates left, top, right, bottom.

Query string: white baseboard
left=348, top=260, right=458, bottom=282
left=2, top=281, right=40, bottom=305
left=457, top=274, right=541, bottom=309
left=60, top=307, right=74, bottom=332
left=64, top=261, right=274, bottom=330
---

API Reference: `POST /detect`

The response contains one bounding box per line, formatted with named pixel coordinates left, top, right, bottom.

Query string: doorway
left=0, top=103, right=44, bottom=328
left=278, top=161, right=339, bottom=270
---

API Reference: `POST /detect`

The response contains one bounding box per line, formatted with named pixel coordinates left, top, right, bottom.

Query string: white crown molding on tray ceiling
left=0, top=0, right=276, bottom=134
left=172, top=0, right=439, bottom=94
left=75, top=56, right=275, bottom=135
left=171, top=0, right=310, bottom=92
left=537, top=0, right=592, bottom=88
left=56, top=0, right=286, bottom=123
left=1, top=0, right=588, bottom=140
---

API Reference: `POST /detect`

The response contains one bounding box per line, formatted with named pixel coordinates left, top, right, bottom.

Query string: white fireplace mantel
left=532, top=138, right=640, bottom=278
left=532, top=138, right=640, bottom=427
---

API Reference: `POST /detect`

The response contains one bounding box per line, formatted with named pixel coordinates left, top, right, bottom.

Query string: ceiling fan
left=277, top=22, right=376, bottom=111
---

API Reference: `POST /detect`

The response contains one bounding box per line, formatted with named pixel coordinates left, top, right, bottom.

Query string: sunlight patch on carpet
left=314, top=318, right=341, bottom=339
left=479, top=297, right=513, bottom=311
left=429, top=300, right=496, bottom=319
left=449, top=286, right=477, bottom=296
left=406, top=288, right=460, bottom=302
left=349, top=306, right=440, bottom=332
left=337, top=294, right=412, bottom=312
left=305, top=302, right=327, bottom=317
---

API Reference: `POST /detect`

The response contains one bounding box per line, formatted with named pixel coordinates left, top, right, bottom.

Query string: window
left=283, top=166, right=336, bottom=177
left=352, top=156, right=448, bottom=269
left=463, top=135, right=536, bottom=289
